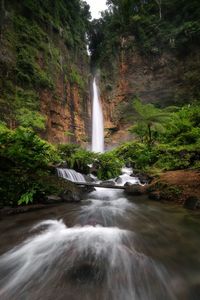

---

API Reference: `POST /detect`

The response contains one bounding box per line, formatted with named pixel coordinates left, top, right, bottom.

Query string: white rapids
left=57, top=168, right=86, bottom=182
left=0, top=218, right=176, bottom=300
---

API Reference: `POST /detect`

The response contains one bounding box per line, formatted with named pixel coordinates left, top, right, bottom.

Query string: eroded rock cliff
left=100, top=43, right=200, bottom=147
left=0, top=0, right=91, bottom=145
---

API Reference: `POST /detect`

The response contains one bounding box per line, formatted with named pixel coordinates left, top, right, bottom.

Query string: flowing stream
left=1, top=79, right=200, bottom=299
left=0, top=182, right=200, bottom=300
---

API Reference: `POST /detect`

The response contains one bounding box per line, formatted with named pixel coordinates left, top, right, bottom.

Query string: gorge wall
left=100, top=45, right=200, bottom=147
left=89, top=0, right=200, bottom=148
left=0, top=0, right=91, bottom=145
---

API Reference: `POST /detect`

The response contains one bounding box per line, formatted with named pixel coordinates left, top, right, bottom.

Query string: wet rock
left=124, top=182, right=133, bottom=186
left=184, top=196, right=200, bottom=210
left=148, top=191, right=161, bottom=201
left=60, top=189, right=82, bottom=202
left=84, top=174, right=97, bottom=182
left=124, top=184, right=146, bottom=195
left=115, top=177, right=123, bottom=184
left=188, top=283, right=200, bottom=300
left=83, top=186, right=96, bottom=193
left=67, top=261, right=105, bottom=284
left=46, top=195, right=62, bottom=203
left=125, top=161, right=132, bottom=168
left=131, top=170, right=154, bottom=184
left=100, top=180, right=116, bottom=186
left=55, top=162, right=68, bottom=168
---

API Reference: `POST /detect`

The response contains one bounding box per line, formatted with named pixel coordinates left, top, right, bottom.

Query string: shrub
left=66, top=148, right=97, bottom=174
left=96, top=151, right=124, bottom=180
left=58, top=143, right=81, bottom=159
left=0, top=126, right=60, bottom=169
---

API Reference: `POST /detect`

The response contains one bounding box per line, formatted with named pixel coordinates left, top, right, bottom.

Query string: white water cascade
left=57, top=168, right=86, bottom=182
left=92, top=78, right=104, bottom=152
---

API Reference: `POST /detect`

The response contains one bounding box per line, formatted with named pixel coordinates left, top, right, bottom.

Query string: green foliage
left=0, top=0, right=90, bottom=128
left=58, top=143, right=81, bottom=158
left=0, top=126, right=60, bottom=169
left=96, top=151, right=124, bottom=180
left=67, top=149, right=97, bottom=174
left=115, top=142, right=157, bottom=170
left=129, top=98, right=176, bottom=144
left=0, top=125, right=63, bottom=206
left=115, top=102, right=200, bottom=172
left=89, top=0, right=200, bottom=101
left=69, top=66, right=85, bottom=89
left=18, top=190, right=36, bottom=205
left=58, top=143, right=124, bottom=180
left=90, top=0, right=200, bottom=60
left=16, top=108, right=46, bottom=130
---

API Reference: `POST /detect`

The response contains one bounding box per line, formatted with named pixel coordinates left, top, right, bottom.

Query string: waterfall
left=57, top=168, right=85, bottom=182
left=92, top=78, right=104, bottom=153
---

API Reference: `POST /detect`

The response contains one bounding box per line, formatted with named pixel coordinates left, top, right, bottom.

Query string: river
left=0, top=188, right=200, bottom=300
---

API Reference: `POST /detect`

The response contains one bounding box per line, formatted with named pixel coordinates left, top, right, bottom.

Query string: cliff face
left=100, top=42, right=200, bottom=147
left=0, top=0, right=91, bottom=145
left=89, top=1, right=200, bottom=148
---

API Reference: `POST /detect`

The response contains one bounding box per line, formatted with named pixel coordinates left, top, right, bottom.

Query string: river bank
left=1, top=168, right=200, bottom=217
left=147, top=170, right=200, bottom=209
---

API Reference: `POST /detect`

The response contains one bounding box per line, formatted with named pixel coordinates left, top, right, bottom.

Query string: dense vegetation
left=90, top=0, right=200, bottom=60
left=89, top=0, right=200, bottom=101
left=115, top=101, right=200, bottom=171
left=1, top=102, right=200, bottom=206
left=0, top=123, right=61, bottom=206
left=0, top=124, right=123, bottom=206
left=0, top=0, right=200, bottom=208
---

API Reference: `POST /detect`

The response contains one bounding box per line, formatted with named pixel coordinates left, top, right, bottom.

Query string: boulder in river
left=148, top=191, right=161, bottom=201
left=60, top=189, right=82, bottom=202
left=115, top=177, right=123, bottom=184
left=184, top=196, right=200, bottom=210
left=46, top=195, right=62, bottom=203
left=131, top=171, right=153, bottom=184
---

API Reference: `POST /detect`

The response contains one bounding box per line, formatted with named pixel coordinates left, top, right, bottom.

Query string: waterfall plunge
left=92, top=78, right=104, bottom=152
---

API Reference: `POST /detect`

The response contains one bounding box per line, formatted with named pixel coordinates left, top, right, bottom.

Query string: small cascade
left=92, top=78, right=104, bottom=153
left=57, top=168, right=85, bottom=182
left=116, top=167, right=140, bottom=186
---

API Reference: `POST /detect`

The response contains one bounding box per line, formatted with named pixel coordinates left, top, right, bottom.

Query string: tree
left=130, top=98, right=176, bottom=144
left=154, top=0, right=162, bottom=20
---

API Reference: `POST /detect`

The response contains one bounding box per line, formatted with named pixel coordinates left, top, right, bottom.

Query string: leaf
left=18, top=190, right=36, bottom=205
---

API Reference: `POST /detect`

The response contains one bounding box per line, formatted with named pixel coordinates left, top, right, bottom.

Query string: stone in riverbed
left=184, top=196, right=200, bottom=210
left=131, top=171, right=154, bottom=184
left=115, top=177, right=123, bottom=184
left=60, top=190, right=81, bottom=202
left=46, top=195, right=62, bottom=203
left=148, top=191, right=161, bottom=201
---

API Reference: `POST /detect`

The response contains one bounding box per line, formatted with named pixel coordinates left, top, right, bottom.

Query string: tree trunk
left=155, top=0, right=162, bottom=20
left=0, top=0, right=5, bottom=40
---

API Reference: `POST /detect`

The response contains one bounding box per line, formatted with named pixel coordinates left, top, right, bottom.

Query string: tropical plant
left=16, top=108, right=46, bottom=130
left=58, top=143, right=81, bottom=159
left=129, top=98, right=177, bottom=144
left=18, top=190, right=36, bottom=205
left=66, top=149, right=97, bottom=174
left=96, top=151, right=124, bottom=180
left=0, top=126, right=60, bottom=168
